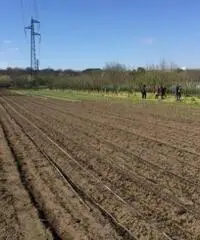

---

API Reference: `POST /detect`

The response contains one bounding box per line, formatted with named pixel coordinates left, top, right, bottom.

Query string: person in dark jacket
left=176, top=84, right=182, bottom=101
left=160, top=85, right=167, bottom=99
left=141, top=84, right=147, bottom=99
left=155, top=85, right=160, bottom=99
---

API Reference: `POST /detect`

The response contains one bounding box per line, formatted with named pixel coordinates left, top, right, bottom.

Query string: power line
left=20, top=0, right=27, bottom=40
left=20, top=0, right=25, bottom=25
left=34, top=0, right=39, bottom=22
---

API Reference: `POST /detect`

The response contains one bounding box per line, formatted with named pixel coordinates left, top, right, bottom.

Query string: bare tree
left=104, top=62, right=127, bottom=93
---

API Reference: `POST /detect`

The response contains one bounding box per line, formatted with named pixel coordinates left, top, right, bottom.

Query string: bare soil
left=0, top=116, right=53, bottom=240
left=1, top=91, right=200, bottom=239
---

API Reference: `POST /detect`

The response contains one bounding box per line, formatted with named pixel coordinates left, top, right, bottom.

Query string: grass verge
left=12, top=89, right=200, bottom=106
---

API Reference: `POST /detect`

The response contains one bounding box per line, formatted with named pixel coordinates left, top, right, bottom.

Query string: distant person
left=155, top=86, right=160, bottom=99
left=160, top=85, right=164, bottom=99
left=160, top=85, right=167, bottom=99
left=141, top=84, right=147, bottom=99
left=176, top=84, right=182, bottom=101
left=164, top=86, right=167, bottom=97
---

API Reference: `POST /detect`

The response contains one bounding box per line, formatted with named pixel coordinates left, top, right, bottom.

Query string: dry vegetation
left=1, top=90, right=200, bottom=239
left=1, top=62, right=200, bottom=95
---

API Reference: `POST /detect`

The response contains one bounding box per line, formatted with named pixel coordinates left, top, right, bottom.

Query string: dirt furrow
left=0, top=115, right=53, bottom=240
left=0, top=104, right=126, bottom=240
left=8, top=97, right=200, bottom=188
left=0, top=97, right=169, bottom=239
left=1, top=97, right=199, bottom=239
left=22, top=94, right=200, bottom=128
left=7, top=96, right=200, bottom=168
left=11, top=96, right=200, bottom=151
left=2, top=92, right=200, bottom=239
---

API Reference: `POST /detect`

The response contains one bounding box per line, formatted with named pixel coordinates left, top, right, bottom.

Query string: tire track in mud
left=1, top=97, right=198, bottom=238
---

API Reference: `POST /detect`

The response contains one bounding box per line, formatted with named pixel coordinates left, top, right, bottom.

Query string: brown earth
left=0, top=91, right=200, bottom=239
left=0, top=114, right=53, bottom=240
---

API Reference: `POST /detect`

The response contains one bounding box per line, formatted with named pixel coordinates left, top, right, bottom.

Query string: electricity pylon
left=25, top=17, right=41, bottom=82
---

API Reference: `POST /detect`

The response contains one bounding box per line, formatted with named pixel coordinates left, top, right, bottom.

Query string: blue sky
left=0, top=0, right=200, bottom=70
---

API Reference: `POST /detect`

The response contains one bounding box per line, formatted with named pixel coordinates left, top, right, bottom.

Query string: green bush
left=0, top=75, right=12, bottom=88
left=4, top=64, right=200, bottom=98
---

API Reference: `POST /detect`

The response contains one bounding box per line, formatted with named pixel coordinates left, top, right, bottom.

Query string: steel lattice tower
left=25, top=17, right=40, bottom=81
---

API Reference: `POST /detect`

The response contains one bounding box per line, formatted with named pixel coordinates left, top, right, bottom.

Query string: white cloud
left=140, top=37, right=155, bottom=45
left=3, top=40, right=12, bottom=44
left=7, top=47, right=19, bottom=52
left=181, top=66, right=186, bottom=70
left=13, top=47, right=19, bottom=51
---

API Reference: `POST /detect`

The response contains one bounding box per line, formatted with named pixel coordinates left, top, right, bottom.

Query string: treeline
left=1, top=63, right=200, bottom=95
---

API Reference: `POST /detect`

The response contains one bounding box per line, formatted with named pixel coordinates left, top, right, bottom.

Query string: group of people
left=155, top=85, right=167, bottom=99
left=140, top=84, right=182, bottom=101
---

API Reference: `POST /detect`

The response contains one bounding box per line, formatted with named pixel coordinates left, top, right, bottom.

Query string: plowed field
left=1, top=90, right=200, bottom=240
